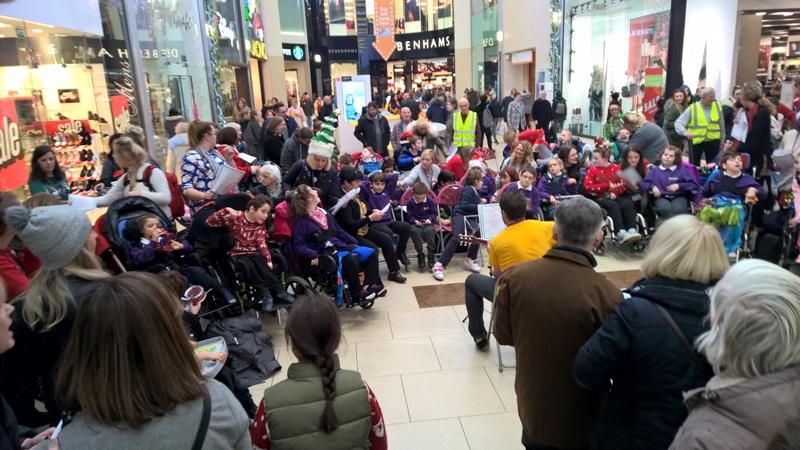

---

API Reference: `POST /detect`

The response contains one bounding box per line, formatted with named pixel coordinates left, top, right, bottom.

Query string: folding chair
left=486, top=273, right=515, bottom=372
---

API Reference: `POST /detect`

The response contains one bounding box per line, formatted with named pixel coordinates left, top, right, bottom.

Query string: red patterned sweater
left=205, top=208, right=271, bottom=263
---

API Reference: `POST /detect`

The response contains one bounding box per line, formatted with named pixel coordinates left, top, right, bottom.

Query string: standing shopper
left=354, top=102, right=391, bottom=157
left=506, top=93, right=526, bottom=133
left=670, top=260, right=800, bottom=450
left=738, top=81, right=775, bottom=175
left=531, top=90, right=554, bottom=141
left=243, top=108, right=265, bottom=157
left=575, top=215, right=729, bottom=449
left=675, top=87, right=725, bottom=166
left=494, top=197, right=621, bottom=450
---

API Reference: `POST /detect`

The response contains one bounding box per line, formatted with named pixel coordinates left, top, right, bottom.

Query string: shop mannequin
left=589, top=66, right=605, bottom=122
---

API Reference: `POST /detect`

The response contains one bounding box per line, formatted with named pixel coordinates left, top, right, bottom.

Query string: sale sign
left=0, top=114, right=26, bottom=191
left=372, top=0, right=395, bottom=61
left=642, top=67, right=664, bottom=122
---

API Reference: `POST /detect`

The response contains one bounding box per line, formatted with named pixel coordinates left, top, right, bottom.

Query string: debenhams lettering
left=395, top=35, right=452, bottom=52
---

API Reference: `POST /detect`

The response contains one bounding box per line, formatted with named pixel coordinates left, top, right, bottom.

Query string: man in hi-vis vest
left=675, top=87, right=726, bottom=166
left=447, top=97, right=481, bottom=150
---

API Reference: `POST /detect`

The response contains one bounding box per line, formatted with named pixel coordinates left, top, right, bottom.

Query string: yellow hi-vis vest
left=453, top=111, right=477, bottom=148
left=687, top=101, right=722, bottom=145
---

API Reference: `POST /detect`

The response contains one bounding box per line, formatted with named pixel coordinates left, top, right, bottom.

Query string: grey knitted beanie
left=5, top=205, right=92, bottom=270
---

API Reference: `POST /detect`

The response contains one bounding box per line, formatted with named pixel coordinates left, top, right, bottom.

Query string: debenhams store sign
left=393, top=29, right=454, bottom=59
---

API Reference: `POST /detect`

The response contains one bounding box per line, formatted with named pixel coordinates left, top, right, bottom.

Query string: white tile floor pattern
left=249, top=251, right=643, bottom=449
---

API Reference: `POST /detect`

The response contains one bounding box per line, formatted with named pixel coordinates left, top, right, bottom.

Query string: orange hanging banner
left=372, top=0, right=395, bottom=61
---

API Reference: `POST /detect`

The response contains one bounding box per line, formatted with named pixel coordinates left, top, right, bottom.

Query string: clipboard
left=211, top=164, right=245, bottom=194
left=478, top=203, right=506, bottom=241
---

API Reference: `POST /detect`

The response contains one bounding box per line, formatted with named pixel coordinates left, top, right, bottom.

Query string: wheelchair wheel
left=359, top=298, right=375, bottom=309
left=285, top=276, right=312, bottom=297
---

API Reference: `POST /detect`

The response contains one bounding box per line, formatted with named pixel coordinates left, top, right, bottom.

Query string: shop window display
left=0, top=4, right=140, bottom=199
left=563, top=0, right=669, bottom=138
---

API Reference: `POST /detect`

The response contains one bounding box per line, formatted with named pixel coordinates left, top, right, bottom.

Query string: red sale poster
left=642, top=68, right=664, bottom=122
left=0, top=99, right=27, bottom=191
left=110, top=95, right=131, bottom=132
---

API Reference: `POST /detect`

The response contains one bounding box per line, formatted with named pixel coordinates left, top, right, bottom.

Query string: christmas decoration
left=308, top=111, right=339, bottom=159
left=549, top=0, right=563, bottom=93
left=204, top=0, right=226, bottom=127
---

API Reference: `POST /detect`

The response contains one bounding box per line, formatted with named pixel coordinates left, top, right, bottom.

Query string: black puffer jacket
left=574, top=277, right=715, bottom=450
left=283, top=160, right=342, bottom=208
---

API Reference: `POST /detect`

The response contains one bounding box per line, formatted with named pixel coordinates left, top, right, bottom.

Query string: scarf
left=308, top=207, right=328, bottom=230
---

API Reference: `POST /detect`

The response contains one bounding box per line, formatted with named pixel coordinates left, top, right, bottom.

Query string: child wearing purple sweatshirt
left=362, top=171, right=413, bottom=266
left=406, top=182, right=438, bottom=270
left=537, top=157, right=579, bottom=219
left=640, top=146, right=700, bottom=222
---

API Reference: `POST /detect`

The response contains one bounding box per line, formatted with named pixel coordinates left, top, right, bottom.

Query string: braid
left=316, top=354, right=339, bottom=433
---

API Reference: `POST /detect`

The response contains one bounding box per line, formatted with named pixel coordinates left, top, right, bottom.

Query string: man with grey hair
left=494, top=196, right=622, bottom=450
left=391, top=106, right=413, bottom=152
left=675, top=86, right=725, bottom=165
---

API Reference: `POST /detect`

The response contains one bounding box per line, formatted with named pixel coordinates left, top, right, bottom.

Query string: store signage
left=372, top=0, right=396, bottom=61
left=250, top=40, right=267, bottom=60
left=392, top=29, right=454, bottom=60
left=511, top=50, right=533, bottom=65
left=0, top=116, right=21, bottom=170
left=282, top=44, right=306, bottom=61
left=328, top=36, right=359, bottom=61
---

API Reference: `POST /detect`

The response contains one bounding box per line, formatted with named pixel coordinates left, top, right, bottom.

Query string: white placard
left=68, top=194, right=97, bottom=212
left=211, top=165, right=244, bottom=194
left=478, top=203, right=506, bottom=241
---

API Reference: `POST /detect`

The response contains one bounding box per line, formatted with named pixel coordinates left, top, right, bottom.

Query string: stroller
left=752, top=149, right=798, bottom=267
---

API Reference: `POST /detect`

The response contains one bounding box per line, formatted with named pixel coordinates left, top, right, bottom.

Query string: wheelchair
left=594, top=212, right=649, bottom=255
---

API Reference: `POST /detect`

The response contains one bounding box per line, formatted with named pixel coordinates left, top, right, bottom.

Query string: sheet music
left=211, top=164, right=245, bottom=194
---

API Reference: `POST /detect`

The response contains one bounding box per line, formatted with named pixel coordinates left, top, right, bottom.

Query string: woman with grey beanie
left=0, top=205, right=108, bottom=428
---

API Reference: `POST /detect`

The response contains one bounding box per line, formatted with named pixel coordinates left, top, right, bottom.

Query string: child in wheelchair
left=538, top=157, right=579, bottom=220
left=641, top=145, right=700, bottom=223
left=291, top=185, right=386, bottom=304
left=127, top=213, right=237, bottom=304
left=583, top=148, right=643, bottom=244
left=206, top=194, right=295, bottom=311
left=698, top=151, right=765, bottom=255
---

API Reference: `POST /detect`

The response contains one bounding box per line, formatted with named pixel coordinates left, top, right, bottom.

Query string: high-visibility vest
left=452, top=111, right=477, bottom=148
left=687, top=101, right=722, bottom=145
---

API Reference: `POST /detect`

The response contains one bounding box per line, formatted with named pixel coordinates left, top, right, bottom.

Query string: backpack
left=554, top=100, right=566, bottom=116
left=142, top=164, right=186, bottom=218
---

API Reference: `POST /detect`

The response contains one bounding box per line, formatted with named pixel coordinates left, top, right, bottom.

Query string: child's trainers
left=260, top=292, right=274, bottom=312
left=432, top=262, right=445, bottom=281
left=463, top=258, right=481, bottom=273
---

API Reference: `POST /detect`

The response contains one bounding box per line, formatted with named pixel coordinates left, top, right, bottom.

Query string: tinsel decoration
left=549, top=0, right=562, bottom=93
left=204, top=0, right=226, bottom=127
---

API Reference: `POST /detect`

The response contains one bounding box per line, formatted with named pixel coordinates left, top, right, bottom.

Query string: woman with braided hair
left=250, top=292, right=387, bottom=449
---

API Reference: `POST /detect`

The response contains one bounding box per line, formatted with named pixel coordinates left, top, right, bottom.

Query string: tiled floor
left=249, top=248, right=642, bottom=449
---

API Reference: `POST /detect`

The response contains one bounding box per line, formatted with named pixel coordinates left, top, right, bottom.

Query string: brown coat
left=670, top=366, right=800, bottom=450
left=493, top=246, right=622, bottom=448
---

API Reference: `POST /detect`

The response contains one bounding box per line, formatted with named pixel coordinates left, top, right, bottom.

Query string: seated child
left=250, top=292, right=387, bottom=450
left=129, top=213, right=236, bottom=304
left=505, top=167, right=540, bottom=219
left=610, top=129, right=630, bottom=162
left=699, top=151, right=765, bottom=254
left=205, top=195, right=295, bottom=311
left=640, top=145, right=699, bottom=222
left=396, top=135, right=423, bottom=172
left=406, top=182, right=438, bottom=271
left=491, top=168, right=519, bottom=202
left=537, top=157, right=578, bottom=219
left=362, top=171, right=413, bottom=267
left=357, top=148, right=382, bottom=175
left=467, top=159, right=496, bottom=201
left=291, top=185, right=385, bottom=303
left=381, top=160, right=403, bottom=206
left=432, top=168, right=484, bottom=281
left=582, top=148, right=643, bottom=244
left=338, top=153, right=357, bottom=171
left=436, top=169, right=457, bottom=231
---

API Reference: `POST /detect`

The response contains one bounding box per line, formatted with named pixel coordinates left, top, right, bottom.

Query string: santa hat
left=399, top=131, right=413, bottom=146
left=468, top=159, right=487, bottom=173
left=309, top=111, right=339, bottom=158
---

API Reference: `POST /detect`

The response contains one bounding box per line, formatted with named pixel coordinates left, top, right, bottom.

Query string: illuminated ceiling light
left=496, top=31, right=503, bottom=43
left=755, top=11, right=766, bottom=16
left=31, top=28, right=43, bottom=33
left=314, top=54, right=321, bottom=63
left=777, top=11, right=794, bottom=16
left=0, top=23, right=10, bottom=28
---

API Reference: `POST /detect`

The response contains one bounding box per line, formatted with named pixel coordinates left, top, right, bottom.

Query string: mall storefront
left=0, top=0, right=265, bottom=197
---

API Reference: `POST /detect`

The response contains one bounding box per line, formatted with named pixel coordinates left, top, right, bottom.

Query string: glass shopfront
left=0, top=0, right=142, bottom=197
left=563, top=0, right=670, bottom=137
left=471, top=0, right=499, bottom=95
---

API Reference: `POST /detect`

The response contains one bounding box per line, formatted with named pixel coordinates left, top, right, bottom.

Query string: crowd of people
left=0, top=74, right=799, bottom=449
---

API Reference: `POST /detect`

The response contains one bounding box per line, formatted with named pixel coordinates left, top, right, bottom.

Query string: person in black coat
left=354, top=102, right=391, bottom=157
left=401, top=94, right=421, bottom=120
left=261, top=117, right=286, bottom=164
left=738, top=82, right=774, bottom=175
left=284, top=155, right=342, bottom=209
left=426, top=96, right=448, bottom=125
left=531, top=90, right=554, bottom=141
left=574, top=215, right=730, bottom=450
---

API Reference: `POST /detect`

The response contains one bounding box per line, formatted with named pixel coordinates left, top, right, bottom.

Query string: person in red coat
left=582, top=148, right=642, bottom=243
left=0, top=193, right=31, bottom=300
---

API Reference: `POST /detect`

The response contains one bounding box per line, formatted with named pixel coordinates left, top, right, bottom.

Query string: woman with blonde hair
left=575, top=215, right=729, bottom=449
left=671, top=259, right=800, bottom=450
left=499, top=140, right=534, bottom=174
left=95, top=136, right=172, bottom=217
left=0, top=205, right=109, bottom=427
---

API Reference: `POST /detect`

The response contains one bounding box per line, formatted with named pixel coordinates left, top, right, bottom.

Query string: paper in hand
left=329, top=187, right=360, bottom=215
left=211, top=164, right=245, bottom=194
left=619, top=167, right=642, bottom=186
left=238, top=152, right=256, bottom=164
left=68, top=194, right=97, bottom=212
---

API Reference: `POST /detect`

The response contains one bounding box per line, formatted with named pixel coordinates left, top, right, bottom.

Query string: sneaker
left=360, top=287, right=377, bottom=301
left=623, top=228, right=642, bottom=244
left=795, top=254, right=800, bottom=264
left=474, top=331, right=489, bottom=350
left=616, top=230, right=627, bottom=242
left=417, top=254, right=426, bottom=271
left=463, top=258, right=481, bottom=273
left=260, top=293, right=274, bottom=312
left=274, top=291, right=295, bottom=307
left=369, top=283, right=388, bottom=298
left=432, top=262, right=445, bottom=281
left=397, top=252, right=411, bottom=266
left=388, top=271, right=407, bottom=283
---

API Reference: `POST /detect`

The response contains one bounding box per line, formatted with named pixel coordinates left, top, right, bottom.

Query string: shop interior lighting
left=314, top=54, right=321, bottom=63
left=776, top=12, right=794, bottom=16
left=31, top=28, right=42, bottom=33
left=496, top=31, right=503, bottom=42
left=755, top=11, right=766, bottom=16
